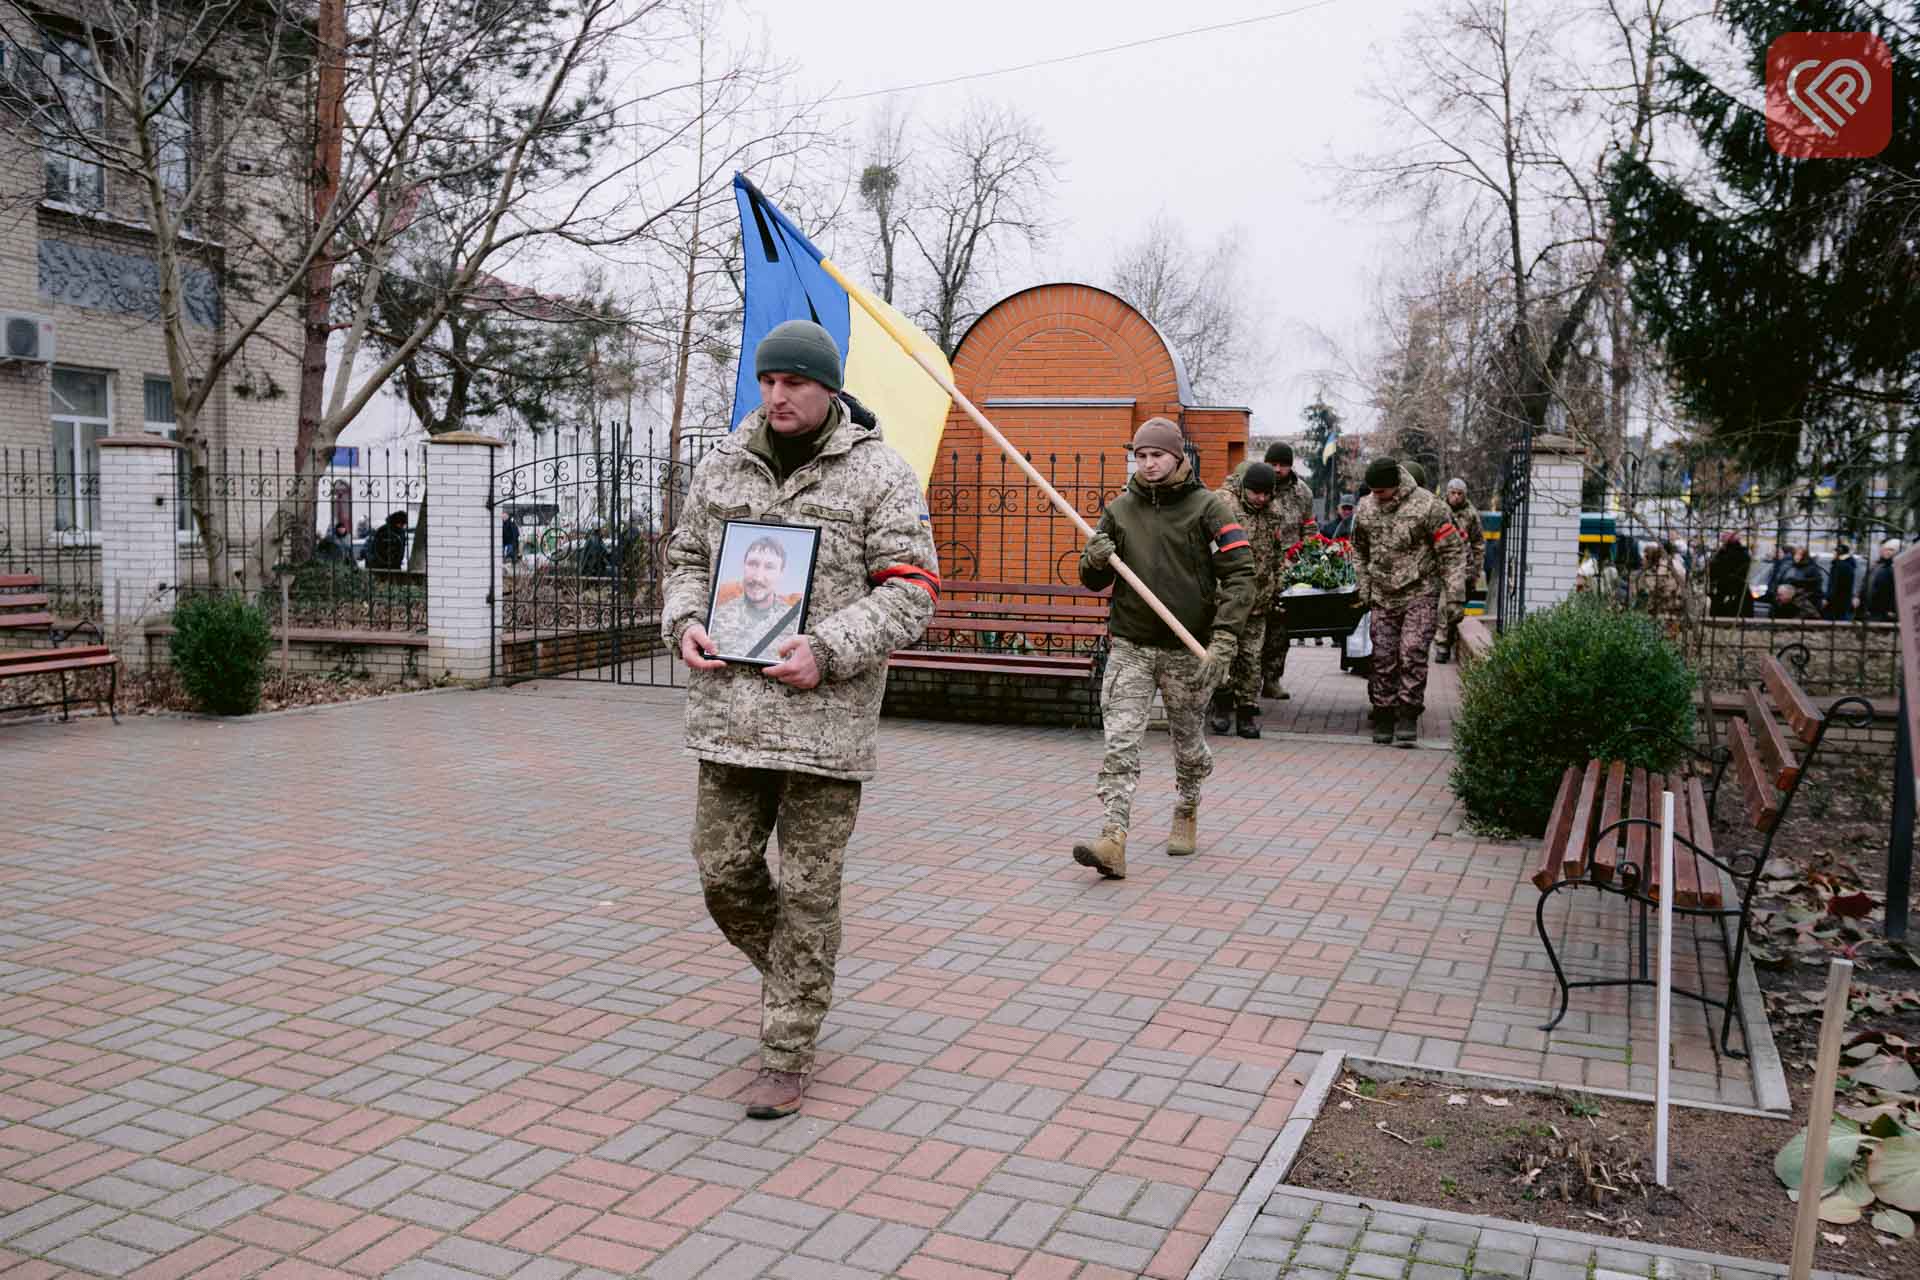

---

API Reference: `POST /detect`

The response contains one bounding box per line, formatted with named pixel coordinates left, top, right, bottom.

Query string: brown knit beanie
left=1130, top=418, right=1184, bottom=455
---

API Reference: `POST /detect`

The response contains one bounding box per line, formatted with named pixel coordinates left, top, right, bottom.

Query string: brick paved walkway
left=1256, top=644, right=1460, bottom=741
left=0, top=683, right=1760, bottom=1279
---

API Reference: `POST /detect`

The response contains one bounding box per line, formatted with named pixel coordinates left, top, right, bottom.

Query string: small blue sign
left=331, top=446, right=359, bottom=469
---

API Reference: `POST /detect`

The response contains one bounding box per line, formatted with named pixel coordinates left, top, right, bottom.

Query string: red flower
left=1284, top=541, right=1304, bottom=559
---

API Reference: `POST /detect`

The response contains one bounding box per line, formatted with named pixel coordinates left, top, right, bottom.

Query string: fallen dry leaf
left=1447, top=1094, right=1469, bottom=1106
left=1482, top=1095, right=1512, bottom=1107
left=1822, top=1232, right=1847, bottom=1246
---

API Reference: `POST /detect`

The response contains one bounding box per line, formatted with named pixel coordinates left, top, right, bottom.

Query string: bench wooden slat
left=1665, top=772, right=1709, bottom=907
left=1687, top=777, right=1722, bottom=908
left=1728, top=717, right=1781, bottom=833
left=888, top=655, right=1093, bottom=679
left=1742, top=683, right=1800, bottom=790
left=1591, top=760, right=1627, bottom=884
left=1532, top=767, right=1581, bottom=891
left=891, top=647, right=1091, bottom=669
left=1628, top=765, right=1650, bottom=877
left=1762, top=655, right=1824, bottom=745
left=934, top=600, right=1109, bottom=620
left=945, top=580, right=1107, bottom=599
left=0, top=612, right=55, bottom=630
left=925, top=618, right=1108, bottom=639
left=0, top=593, right=51, bottom=609
left=0, top=574, right=42, bottom=590
left=1561, top=760, right=1603, bottom=884
left=0, top=650, right=118, bottom=677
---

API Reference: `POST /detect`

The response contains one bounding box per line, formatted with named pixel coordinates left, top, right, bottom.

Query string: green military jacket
left=1079, top=462, right=1255, bottom=651
left=662, top=399, right=938, bottom=781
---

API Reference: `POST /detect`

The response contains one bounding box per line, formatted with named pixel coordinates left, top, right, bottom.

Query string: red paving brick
left=0, top=674, right=1763, bottom=1276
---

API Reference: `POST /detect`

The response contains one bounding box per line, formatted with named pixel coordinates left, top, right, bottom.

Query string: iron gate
left=493, top=430, right=692, bottom=685
left=1495, top=428, right=1532, bottom=631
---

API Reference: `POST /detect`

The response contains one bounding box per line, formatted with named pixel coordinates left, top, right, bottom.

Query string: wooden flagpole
left=821, top=260, right=1209, bottom=660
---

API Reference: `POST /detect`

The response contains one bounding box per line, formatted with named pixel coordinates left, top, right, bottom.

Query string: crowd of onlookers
left=1574, top=530, right=1903, bottom=623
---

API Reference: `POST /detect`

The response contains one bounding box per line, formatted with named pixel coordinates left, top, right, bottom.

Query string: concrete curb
left=1345, top=1055, right=1792, bottom=1120
left=1187, top=1050, right=1345, bottom=1280
left=1266, top=1184, right=1867, bottom=1280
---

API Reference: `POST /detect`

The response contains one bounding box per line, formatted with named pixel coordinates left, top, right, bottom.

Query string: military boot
left=1261, top=677, right=1289, bottom=701
left=1206, top=690, right=1233, bottom=734
left=1395, top=710, right=1421, bottom=747
left=1235, top=704, right=1261, bottom=739
left=1434, top=642, right=1452, bottom=665
left=1168, top=806, right=1198, bottom=857
left=1370, top=709, right=1395, bottom=745
left=1072, top=830, right=1127, bottom=879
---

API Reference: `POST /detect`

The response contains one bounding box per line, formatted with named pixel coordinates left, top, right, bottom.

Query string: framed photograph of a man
left=704, top=521, right=822, bottom=665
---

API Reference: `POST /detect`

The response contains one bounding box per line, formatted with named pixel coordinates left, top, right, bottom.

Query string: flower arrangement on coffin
left=1279, top=533, right=1359, bottom=594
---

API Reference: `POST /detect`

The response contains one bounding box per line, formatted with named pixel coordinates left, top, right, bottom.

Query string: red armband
left=870, top=564, right=940, bottom=600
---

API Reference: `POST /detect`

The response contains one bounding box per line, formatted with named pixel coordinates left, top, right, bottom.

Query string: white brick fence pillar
left=97, top=435, right=184, bottom=671
left=1523, top=432, right=1589, bottom=615
left=425, top=432, right=504, bottom=681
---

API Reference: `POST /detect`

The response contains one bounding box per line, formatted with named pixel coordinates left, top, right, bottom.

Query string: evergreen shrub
left=1450, top=595, right=1695, bottom=836
left=169, top=593, right=274, bottom=716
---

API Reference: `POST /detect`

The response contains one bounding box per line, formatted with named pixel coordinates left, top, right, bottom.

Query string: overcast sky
left=735, top=0, right=1433, bottom=442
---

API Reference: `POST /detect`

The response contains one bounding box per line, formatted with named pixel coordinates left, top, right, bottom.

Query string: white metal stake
left=1656, top=789, right=1675, bottom=1187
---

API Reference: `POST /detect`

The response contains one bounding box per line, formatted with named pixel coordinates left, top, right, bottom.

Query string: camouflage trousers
left=691, top=761, right=862, bottom=1073
left=1097, top=637, right=1213, bottom=834
left=1229, top=609, right=1269, bottom=704
left=1369, top=593, right=1439, bottom=713
left=1261, top=608, right=1289, bottom=682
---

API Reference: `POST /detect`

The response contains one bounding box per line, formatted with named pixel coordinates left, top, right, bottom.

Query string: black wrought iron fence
left=928, top=447, right=1123, bottom=586
left=493, top=430, right=690, bottom=684
left=0, top=446, right=101, bottom=619
left=172, top=444, right=428, bottom=633
left=1604, top=452, right=1910, bottom=695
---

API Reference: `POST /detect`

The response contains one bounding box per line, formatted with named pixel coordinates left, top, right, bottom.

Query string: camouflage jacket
left=1639, top=561, right=1690, bottom=622
left=1447, top=499, right=1485, bottom=570
left=1213, top=474, right=1288, bottom=608
left=1226, top=461, right=1317, bottom=545
left=662, top=400, right=938, bottom=780
left=1352, top=468, right=1467, bottom=611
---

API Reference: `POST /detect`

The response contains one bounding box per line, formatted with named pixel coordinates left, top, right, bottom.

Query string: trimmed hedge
left=169, top=594, right=274, bottom=716
left=1450, top=595, right=1695, bottom=836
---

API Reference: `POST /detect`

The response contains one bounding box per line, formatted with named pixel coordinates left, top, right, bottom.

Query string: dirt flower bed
left=2, top=666, right=441, bottom=721
left=1290, top=760, right=1918, bottom=1277
left=1289, top=1073, right=1904, bottom=1275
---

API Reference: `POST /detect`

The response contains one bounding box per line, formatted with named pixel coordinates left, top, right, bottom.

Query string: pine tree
left=1611, top=1, right=1917, bottom=492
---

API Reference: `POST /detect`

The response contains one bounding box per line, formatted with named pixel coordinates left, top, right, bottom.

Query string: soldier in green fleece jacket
left=1072, top=418, right=1256, bottom=878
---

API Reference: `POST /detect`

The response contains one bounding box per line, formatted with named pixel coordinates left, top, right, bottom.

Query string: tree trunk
left=293, top=0, right=346, bottom=567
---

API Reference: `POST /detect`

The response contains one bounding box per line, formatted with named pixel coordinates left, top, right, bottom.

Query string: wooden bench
left=887, top=580, right=1110, bottom=717
left=1, top=573, right=119, bottom=723
left=1531, top=651, right=1873, bottom=1058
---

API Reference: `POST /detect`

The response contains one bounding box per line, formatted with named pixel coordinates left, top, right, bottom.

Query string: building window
left=40, top=34, right=106, bottom=209
left=149, top=73, right=191, bottom=200
left=51, top=368, right=109, bottom=532
left=145, top=375, right=191, bottom=533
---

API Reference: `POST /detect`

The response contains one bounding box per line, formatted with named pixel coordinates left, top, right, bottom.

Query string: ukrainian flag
left=731, top=174, right=951, bottom=488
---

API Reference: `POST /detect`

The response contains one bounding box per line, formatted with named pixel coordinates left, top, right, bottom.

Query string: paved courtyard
left=0, top=677, right=1764, bottom=1279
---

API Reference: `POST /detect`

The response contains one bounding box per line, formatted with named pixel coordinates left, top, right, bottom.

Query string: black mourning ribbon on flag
left=743, top=599, right=805, bottom=659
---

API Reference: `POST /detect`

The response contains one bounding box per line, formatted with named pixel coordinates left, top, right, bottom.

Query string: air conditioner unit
left=0, top=313, right=55, bottom=363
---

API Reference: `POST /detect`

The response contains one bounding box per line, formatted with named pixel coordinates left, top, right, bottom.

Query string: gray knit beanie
left=755, top=320, right=843, bottom=391
left=1243, top=462, right=1276, bottom=494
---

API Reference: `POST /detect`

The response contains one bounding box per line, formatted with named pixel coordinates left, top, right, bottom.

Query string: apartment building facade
left=0, top=2, right=303, bottom=543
